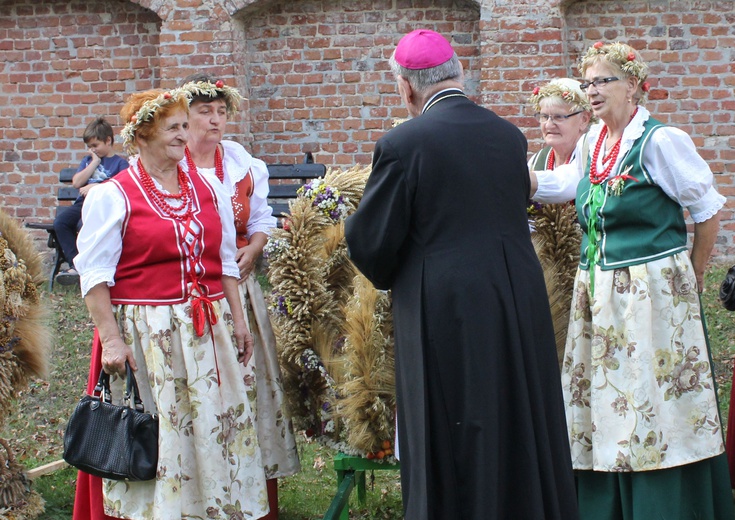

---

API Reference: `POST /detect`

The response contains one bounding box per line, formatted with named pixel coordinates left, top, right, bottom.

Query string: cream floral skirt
left=102, top=300, right=269, bottom=520
left=562, top=252, right=724, bottom=472
left=240, top=275, right=301, bottom=480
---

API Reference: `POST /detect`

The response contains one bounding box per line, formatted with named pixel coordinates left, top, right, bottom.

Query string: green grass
left=700, top=264, right=735, bottom=427
left=2, top=286, right=403, bottom=519
left=4, top=264, right=735, bottom=519
left=3, top=286, right=93, bottom=519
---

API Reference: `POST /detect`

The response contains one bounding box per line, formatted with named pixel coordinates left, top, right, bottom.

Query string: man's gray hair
left=389, top=52, right=462, bottom=94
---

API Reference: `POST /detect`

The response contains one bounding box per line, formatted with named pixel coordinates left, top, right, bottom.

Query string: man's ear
left=397, top=76, right=413, bottom=103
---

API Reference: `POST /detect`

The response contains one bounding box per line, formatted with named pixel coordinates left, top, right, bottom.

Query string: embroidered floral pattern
left=562, top=254, right=723, bottom=472
left=611, top=396, right=629, bottom=416
left=663, top=346, right=712, bottom=401
left=572, top=280, right=593, bottom=322
left=567, top=362, right=591, bottom=409
left=661, top=266, right=697, bottom=306
left=613, top=268, right=631, bottom=294
left=102, top=302, right=269, bottom=520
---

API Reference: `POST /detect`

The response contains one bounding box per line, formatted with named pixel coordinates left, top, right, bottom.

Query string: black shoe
left=56, top=268, right=80, bottom=286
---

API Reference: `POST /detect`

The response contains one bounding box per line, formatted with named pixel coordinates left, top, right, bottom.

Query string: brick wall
left=0, top=0, right=160, bottom=222
left=564, top=1, right=735, bottom=255
left=2, top=0, right=733, bottom=260
left=238, top=0, right=481, bottom=166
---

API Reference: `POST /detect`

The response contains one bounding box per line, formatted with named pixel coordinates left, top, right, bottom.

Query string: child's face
left=86, top=137, right=113, bottom=157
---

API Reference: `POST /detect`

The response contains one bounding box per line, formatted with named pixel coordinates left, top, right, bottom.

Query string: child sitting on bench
left=54, top=117, right=128, bottom=285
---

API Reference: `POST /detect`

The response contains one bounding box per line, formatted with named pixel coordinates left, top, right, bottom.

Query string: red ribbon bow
left=191, top=294, right=218, bottom=337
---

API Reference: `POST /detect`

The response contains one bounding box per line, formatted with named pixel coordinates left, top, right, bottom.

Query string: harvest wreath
left=0, top=209, right=51, bottom=519
left=265, top=166, right=580, bottom=458
left=265, top=165, right=396, bottom=459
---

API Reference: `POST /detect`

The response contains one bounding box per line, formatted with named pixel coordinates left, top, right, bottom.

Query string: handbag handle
left=93, top=362, right=146, bottom=412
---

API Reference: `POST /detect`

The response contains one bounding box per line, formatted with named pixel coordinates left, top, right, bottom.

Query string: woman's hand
left=101, top=335, right=136, bottom=377
left=691, top=212, right=721, bottom=293
left=79, top=184, right=94, bottom=197
left=85, top=282, right=137, bottom=377
left=236, top=232, right=269, bottom=281
left=221, top=275, right=253, bottom=365
left=233, top=316, right=254, bottom=366
left=235, top=244, right=260, bottom=280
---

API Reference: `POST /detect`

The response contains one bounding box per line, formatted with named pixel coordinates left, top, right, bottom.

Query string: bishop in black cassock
left=344, top=29, right=579, bottom=520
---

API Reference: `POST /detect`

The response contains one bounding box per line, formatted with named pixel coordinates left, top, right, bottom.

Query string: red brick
left=3, top=0, right=735, bottom=257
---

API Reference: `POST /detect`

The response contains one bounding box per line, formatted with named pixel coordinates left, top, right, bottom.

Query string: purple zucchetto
left=394, top=29, right=454, bottom=70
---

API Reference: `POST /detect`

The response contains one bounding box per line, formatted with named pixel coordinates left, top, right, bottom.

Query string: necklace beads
left=589, top=107, right=638, bottom=185
left=185, top=146, right=224, bottom=182
left=214, top=145, right=224, bottom=182
left=138, top=160, right=193, bottom=221
left=546, top=149, right=572, bottom=170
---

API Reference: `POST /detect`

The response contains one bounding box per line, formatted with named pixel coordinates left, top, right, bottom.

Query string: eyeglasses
left=579, top=77, right=620, bottom=91
left=535, top=110, right=585, bottom=124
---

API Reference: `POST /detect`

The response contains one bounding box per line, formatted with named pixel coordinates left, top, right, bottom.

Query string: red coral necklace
left=214, top=145, right=224, bottom=182
left=546, top=149, right=572, bottom=170
left=589, top=107, right=638, bottom=185
left=184, top=146, right=224, bottom=182
left=138, top=159, right=194, bottom=221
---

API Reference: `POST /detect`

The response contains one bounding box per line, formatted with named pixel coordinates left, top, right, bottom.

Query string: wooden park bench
left=267, top=152, right=326, bottom=226
left=25, top=167, right=79, bottom=290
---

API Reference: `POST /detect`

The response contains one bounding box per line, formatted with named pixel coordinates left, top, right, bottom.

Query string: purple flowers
left=297, top=179, right=349, bottom=223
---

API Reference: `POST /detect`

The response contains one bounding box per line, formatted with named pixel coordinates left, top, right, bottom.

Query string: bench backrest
left=266, top=154, right=326, bottom=225
left=58, top=167, right=80, bottom=202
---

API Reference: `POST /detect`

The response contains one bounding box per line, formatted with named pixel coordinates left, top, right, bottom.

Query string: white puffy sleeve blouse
left=533, top=106, right=725, bottom=223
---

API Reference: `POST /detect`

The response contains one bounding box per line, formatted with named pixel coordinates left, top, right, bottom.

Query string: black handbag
left=720, top=265, right=735, bottom=311
left=63, top=363, right=159, bottom=481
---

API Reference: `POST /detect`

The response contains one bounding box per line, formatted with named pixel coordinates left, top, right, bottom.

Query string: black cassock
left=345, top=92, right=579, bottom=520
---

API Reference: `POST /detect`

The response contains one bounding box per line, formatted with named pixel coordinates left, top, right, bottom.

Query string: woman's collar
left=219, top=140, right=252, bottom=186
left=620, top=105, right=650, bottom=151
left=587, top=105, right=650, bottom=153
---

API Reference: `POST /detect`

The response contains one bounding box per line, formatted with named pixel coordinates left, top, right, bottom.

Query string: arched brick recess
left=233, top=0, right=481, bottom=166
left=0, top=0, right=161, bottom=223
left=564, top=0, right=735, bottom=256
left=475, top=0, right=567, bottom=142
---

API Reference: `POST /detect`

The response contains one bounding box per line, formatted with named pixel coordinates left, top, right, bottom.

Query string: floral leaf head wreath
left=529, top=77, right=593, bottom=115
left=182, top=79, right=244, bottom=118
left=579, top=41, right=651, bottom=101
left=120, top=87, right=192, bottom=154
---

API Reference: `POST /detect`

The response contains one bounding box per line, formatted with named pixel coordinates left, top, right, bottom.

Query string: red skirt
left=727, top=367, right=735, bottom=488
left=72, top=329, right=119, bottom=520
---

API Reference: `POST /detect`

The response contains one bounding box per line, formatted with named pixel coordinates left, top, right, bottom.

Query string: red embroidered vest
left=108, top=167, right=225, bottom=305
left=232, top=170, right=254, bottom=248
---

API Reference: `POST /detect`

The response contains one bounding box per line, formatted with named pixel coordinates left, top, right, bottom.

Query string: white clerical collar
left=421, top=88, right=465, bottom=114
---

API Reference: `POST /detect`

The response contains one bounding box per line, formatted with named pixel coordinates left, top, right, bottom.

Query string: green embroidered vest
left=530, top=146, right=552, bottom=171
left=576, top=118, right=687, bottom=270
